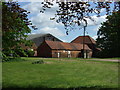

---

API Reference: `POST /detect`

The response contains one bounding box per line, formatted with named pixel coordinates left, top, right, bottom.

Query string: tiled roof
left=45, top=40, right=91, bottom=50
left=27, top=33, right=62, bottom=47
left=26, top=33, right=48, bottom=40
left=71, top=36, right=96, bottom=44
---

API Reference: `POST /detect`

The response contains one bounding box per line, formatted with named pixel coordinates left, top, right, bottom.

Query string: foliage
left=96, top=12, right=120, bottom=58
left=2, top=57, right=25, bottom=62
left=2, top=2, right=36, bottom=59
left=2, top=57, right=118, bottom=88
left=41, top=1, right=120, bottom=34
left=32, top=60, right=44, bottom=64
left=14, top=48, right=28, bottom=57
left=26, top=49, right=35, bottom=57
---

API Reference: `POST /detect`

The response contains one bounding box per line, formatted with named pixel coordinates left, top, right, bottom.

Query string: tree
left=40, top=1, right=120, bottom=58
left=96, top=12, right=120, bottom=58
left=41, top=1, right=120, bottom=34
left=2, top=2, right=36, bottom=60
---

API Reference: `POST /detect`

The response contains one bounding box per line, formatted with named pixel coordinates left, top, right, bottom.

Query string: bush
left=2, top=53, right=9, bottom=62
left=2, top=57, right=25, bottom=62
left=25, top=50, right=35, bottom=57
left=14, top=48, right=28, bottom=57
left=32, top=60, right=44, bottom=64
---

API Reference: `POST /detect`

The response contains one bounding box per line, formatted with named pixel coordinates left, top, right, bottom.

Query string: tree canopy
left=2, top=2, right=35, bottom=60
left=40, top=1, right=120, bottom=58
left=96, top=12, right=120, bottom=58
left=41, top=1, right=120, bottom=34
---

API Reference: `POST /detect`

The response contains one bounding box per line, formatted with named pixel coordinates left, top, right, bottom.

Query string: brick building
left=71, top=35, right=100, bottom=57
left=37, top=40, right=92, bottom=58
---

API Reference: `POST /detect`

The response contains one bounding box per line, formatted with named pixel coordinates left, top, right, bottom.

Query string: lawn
left=0, top=62, right=2, bottom=90
left=2, top=57, right=119, bottom=89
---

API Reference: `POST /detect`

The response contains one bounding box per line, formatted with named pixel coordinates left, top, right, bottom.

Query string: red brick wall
left=37, top=42, right=52, bottom=57
left=37, top=42, right=92, bottom=58
left=51, top=50, right=81, bottom=58
left=88, top=50, right=93, bottom=58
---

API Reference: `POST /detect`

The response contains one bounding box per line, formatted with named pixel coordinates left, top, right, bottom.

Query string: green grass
left=91, top=57, right=120, bottom=60
left=2, top=57, right=119, bottom=89
left=0, top=62, right=2, bottom=89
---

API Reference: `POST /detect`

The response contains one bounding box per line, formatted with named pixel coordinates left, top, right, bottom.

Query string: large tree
left=40, top=1, right=120, bottom=58
left=96, top=12, right=120, bottom=58
left=41, top=1, right=120, bottom=34
left=2, top=2, right=36, bottom=59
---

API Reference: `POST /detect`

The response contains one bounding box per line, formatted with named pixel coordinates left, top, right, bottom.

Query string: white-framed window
left=57, top=52, right=60, bottom=58
left=67, top=51, right=71, bottom=58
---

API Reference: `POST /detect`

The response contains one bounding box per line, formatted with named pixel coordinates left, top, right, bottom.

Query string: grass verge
left=2, top=57, right=119, bottom=89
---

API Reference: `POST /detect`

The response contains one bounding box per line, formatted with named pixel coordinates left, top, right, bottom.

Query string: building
left=71, top=35, right=100, bottom=57
left=37, top=40, right=92, bottom=58
left=26, top=33, right=63, bottom=56
left=27, top=33, right=62, bottom=47
left=20, top=43, right=37, bottom=56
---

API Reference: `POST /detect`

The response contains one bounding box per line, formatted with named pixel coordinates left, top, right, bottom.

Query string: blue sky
left=17, top=1, right=109, bottom=42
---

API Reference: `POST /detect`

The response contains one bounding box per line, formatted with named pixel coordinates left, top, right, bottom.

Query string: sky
left=17, top=1, right=109, bottom=42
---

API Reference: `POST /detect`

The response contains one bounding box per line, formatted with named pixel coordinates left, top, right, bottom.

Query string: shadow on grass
left=2, top=87, right=118, bottom=90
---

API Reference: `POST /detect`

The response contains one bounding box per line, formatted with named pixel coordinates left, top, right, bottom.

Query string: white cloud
left=101, top=8, right=106, bottom=13
left=85, top=15, right=107, bottom=33
left=22, top=2, right=64, bottom=38
left=86, top=15, right=107, bottom=26
left=30, top=32, right=36, bottom=34
left=30, top=13, right=63, bottom=28
left=21, top=2, right=108, bottom=42
left=92, top=24, right=102, bottom=31
left=22, top=2, right=107, bottom=31
left=7, top=0, right=44, bottom=2
left=62, top=39, right=68, bottom=42
left=22, top=2, right=59, bottom=14
left=39, top=27, right=65, bottom=37
left=22, top=2, right=63, bottom=28
left=22, top=2, right=42, bottom=13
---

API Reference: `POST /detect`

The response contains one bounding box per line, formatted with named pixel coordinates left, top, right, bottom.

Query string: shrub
left=2, top=53, right=9, bottom=62
left=32, top=60, right=44, bottom=64
left=14, top=48, right=28, bottom=57
left=26, top=50, right=35, bottom=57
left=2, top=57, right=25, bottom=62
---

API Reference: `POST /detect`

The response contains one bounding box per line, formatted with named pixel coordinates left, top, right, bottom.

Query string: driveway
left=86, top=58, right=120, bottom=62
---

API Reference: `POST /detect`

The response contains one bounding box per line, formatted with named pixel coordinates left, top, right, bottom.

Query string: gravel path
left=41, top=58, right=120, bottom=62
left=85, top=59, right=120, bottom=62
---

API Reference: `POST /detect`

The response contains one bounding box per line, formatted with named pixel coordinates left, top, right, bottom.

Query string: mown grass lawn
left=2, top=57, right=119, bottom=89
left=0, top=62, right=2, bottom=89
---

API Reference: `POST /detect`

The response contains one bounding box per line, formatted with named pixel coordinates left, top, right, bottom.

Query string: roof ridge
left=71, top=35, right=96, bottom=44
left=71, top=36, right=80, bottom=42
left=44, top=40, right=91, bottom=50
left=45, top=40, right=83, bottom=45
left=87, top=36, right=96, bottom=44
